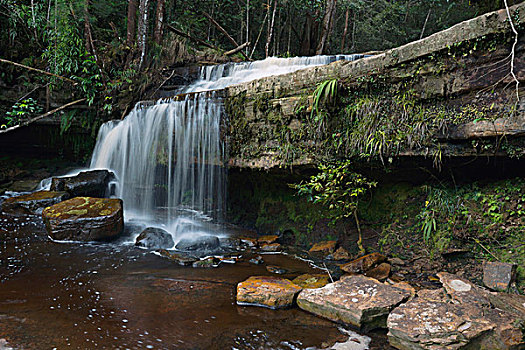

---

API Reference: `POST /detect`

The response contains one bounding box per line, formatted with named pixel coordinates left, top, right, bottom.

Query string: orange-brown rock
left=297, top=275, right=411, bottom=330
left=240, top=237, right=258, bottom=247
left=483, top=261, right=517, bottom=292
left=364, top=263, right=391, bottom=281
left=340, top=253, right=386, bottom=274
left=257, top=235, right=279, bottom=244
left=391, top=282, right=416, bottom=299
left=2, top=190, right=69, bottom=215
left=309, top=240, right=337, bottom=255
left=236, top=276, right=302, bottom=309
left=292, top=274, right=330, bottom=289
left=42, top=197, right=123, bottom=241
left=331, top=247, right=351, bottom=260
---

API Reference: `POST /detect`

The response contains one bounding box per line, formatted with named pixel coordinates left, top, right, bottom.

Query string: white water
left=89, top=54, right=365, bottom=243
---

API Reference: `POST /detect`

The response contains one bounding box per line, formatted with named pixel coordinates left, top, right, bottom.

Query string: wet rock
left=193, top=257, right=219, bottom=268
left=249, top=255, right=264, bottom=265
left=1, top=190, right=69, bottom=215
left=236, top=276, right=302, bottom=309
left=135, top=227, right=174, bottom=249
left=388, top=257, right=405, bottom=266
left=240, top=237, right=258, bottom=247
left=260, top=243, right=281, bottom=252
left=292, top=274, right=330, bottom=289
left=330, top=247, right=351, bottom=260
left=340, top=253, right=386, bottom=274
left=219, top=237, right=241, bottom=250
left=364, top=263, right=391, bottom=281
left=309, top=240, right=337, bottom=255
left=175, top=235, right=220, bottom=251
left=156, top=249, right=197, bottom=265
left=297, top=275, right=411, bottom=330
left=42, top=197, right=123, bottom=241
left=266, top=265, right=287, bottom=274
left=387, top=273, right=525, bottom=350
left=8, top=179, right=40, bottom=192
left=50, top=170, right=114, bottom=198
left=257, top=235, right=279, bottom=245
left=483, top=261, right=517, bottom=291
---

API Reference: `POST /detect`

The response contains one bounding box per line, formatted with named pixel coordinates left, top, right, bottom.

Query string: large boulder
left=237, top=276, right=302, bottom=309
left=42, top=197, right=123, bottom=241
left=387, top=272, right=525, bottom=350
left=1, top=190, right=69, bottom=215
left=50, top=170, right=114, bottom=198
left=297, top=275, right=411, bottom=331
left=175, top=235, right=220, bottom=251
left=135, top=227, right=174, bottom=249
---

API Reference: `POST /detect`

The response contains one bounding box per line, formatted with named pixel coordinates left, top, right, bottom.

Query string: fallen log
left=0, top=98, right=87, bottom=134
left=0, top=58, right=77, bottom=85
left=225, top=42, right=250, bottom=56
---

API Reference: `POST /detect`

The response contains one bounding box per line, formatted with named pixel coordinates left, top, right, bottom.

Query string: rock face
left=340, top=253, right=386, bottom=274
left=483, top=261, right=517, bottom=291
left=42, top=197, right=123, bottom=241
left=175, top=235, right=220, bottom=251
left=237, top=276, right=302, bottom=309
left=387, top=272, right=525, bottom=350
left=297, top=275, right=411, bottom=330
left=135, top=227, right=174, bottom=249
left=1, top=190, right=69, bottom=215
left=50, top=170, right=114, bottom=198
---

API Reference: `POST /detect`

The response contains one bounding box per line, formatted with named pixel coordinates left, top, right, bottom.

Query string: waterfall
left=89, top=54, right=365, bottom=238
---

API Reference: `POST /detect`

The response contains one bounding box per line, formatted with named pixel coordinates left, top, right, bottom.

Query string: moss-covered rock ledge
left=224, top=3, right=525, bottom=169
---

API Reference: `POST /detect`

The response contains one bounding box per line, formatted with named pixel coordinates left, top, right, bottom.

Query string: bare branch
left=503, top=0, right=520, bottom=103
left=0, top=58, right=77, bottom=85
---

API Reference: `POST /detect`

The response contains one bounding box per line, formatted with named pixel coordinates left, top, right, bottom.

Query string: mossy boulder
left=1, top=190, right=69, bottom=215
left=42, top=197, right=123, bottom=241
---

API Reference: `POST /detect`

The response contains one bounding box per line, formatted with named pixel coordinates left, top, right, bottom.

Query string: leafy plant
left=291, top=160, right=377, bottom=254
left=2, top=98, right=42, bottom=128
left=311, top=78, right=338, bottom=119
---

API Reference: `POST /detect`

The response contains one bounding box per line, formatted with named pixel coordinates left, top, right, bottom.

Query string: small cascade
left=89, top=54, right=364, bottom=240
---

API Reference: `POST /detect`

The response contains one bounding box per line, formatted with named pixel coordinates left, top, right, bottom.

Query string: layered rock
left=135, top=227, right=174, bottom=249
left=237, top=276, right=302, bottom=309
left=297, top=275, right=411, bottom=330
left=340, top=253, right=386, bottom=274
left=42, top=197, right=123, bottom=241
left=387, top=272, right=525, bottom=350
left=50, top=170, right=114, bottom=198
left=1, top=190, right=69, bottom=215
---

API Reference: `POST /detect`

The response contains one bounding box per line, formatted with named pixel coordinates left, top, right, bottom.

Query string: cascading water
left=89, top=54, right=365, bottom=243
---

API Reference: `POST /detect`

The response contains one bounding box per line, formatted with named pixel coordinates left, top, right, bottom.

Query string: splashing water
left=89, top=55, right=365, bottom=242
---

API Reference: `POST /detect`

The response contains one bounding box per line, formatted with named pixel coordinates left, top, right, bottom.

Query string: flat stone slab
left=483, top=261, right=517, bottom=292
left=237, top=276, right=302, bottom=309
left=297, top=275, right=411, bottom=330
left=42, top=197, right=123, bottom=241
left=1, top=190, right=69, bottom=215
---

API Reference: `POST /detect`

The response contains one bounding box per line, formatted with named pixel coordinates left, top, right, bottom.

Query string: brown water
left=0, top=212, right=390, bottom=349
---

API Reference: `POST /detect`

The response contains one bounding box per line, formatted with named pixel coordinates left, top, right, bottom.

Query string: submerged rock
left=192, top=257, right=219, bottom=268
left=175, top=235, right=220, bottom=251
left=249, top=255, right=264, bottom=265
left=50, top=170, right=114, bottom=198
left=156, top=249, right=197, bottom=265
left=483, top=261, right=517, bottom=292
left=236, top=276, right=302, bottom=309
left=340, top=253, right=386, bottom=274
left=260, top=243, right=281, bottom=252
left=42, top=197, right=123, bottom=241
left=1, top=190, right=69, bottom=215
left=135, top=227, right=174, bottom=249
left=297, top=275, right=411, bottom=330
left=387, top=272, right=525, bottom=350
left=292, top=274, right=330, bottom=289
left=266, top=265, right=287, bottom=274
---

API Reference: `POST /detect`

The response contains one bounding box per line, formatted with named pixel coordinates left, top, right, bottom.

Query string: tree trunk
left=153, top=0, right=165, bottom=45
left=126, top=0, right=138, bottom=46
left=265, top=0, right=277, bottom=57
left=340, top=8, right=350, bottom=52
left=137, top=0, right=150, bottom=69
left=316, top=0, right=337, bottom=55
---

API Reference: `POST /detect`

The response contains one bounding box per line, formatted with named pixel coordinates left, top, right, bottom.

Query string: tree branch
left=503, top=0, right=520, bottom=103
left=0, top=58, right=77, bottom=85
left=203, top=11, right=252, bottom=61
left=0, top=98, right=87, bottom=134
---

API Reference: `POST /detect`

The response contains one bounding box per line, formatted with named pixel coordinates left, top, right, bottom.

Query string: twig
left=0, top=98, right=86, bottom=134
left=149, top=69, right=176, bottom=98
left=0, top=58, right=77, bottom=84
left=474, top=238, right=499, bottom=261
left=163, top=22, right=219, bottom=50
left=503, top=0, right=520, bottom=103
left=322, top=262, right=334, bottom=283
left=203, top=11, right=252, bottom=61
